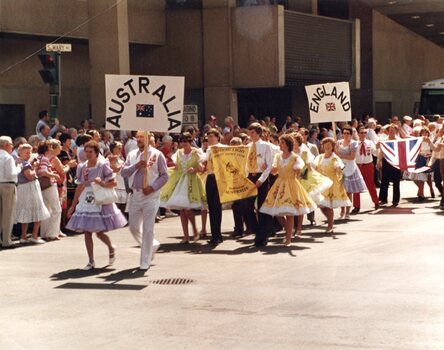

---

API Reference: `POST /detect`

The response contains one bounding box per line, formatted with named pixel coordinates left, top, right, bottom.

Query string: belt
left=0, top=181, right=16, bottom=184
left=357, top=162, right=373, bottom=166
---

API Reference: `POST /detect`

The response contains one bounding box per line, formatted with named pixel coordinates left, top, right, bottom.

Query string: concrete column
left=202, top=0, right=238, bottom=124
left=87, top=0, right=129, bottom=123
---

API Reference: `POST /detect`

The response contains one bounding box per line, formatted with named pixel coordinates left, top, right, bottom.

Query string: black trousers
left=242, top=173, right=272, bottom=244
left=432, top=159, right=443, bottom=196
left=206, top=174, right=222, bottom=241
left=232, top=200, right=245, bottom=234
left=379, top=158, right=401, bottom=204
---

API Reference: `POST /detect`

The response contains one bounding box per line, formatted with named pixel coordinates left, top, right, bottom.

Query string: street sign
left=46, top=43, right=72, bottom=52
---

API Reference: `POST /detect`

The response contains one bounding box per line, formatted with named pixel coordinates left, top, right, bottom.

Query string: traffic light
left=38, top=53, right=59, bottom=85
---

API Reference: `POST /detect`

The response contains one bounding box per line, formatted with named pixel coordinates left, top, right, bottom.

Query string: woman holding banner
left=160, top=132, right=206, bottom=243
left=314, top=137, right=351, bottom=234
left=260, top=135, right=316, bottom=246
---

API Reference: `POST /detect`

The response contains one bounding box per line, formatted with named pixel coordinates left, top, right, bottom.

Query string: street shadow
left=50, top=267, right=115, bottom=281
left=54, top=282, right=147, bottom=290
left=301, top=231, right=347, bottom=240
left=98, top=267, right=149, bottom=283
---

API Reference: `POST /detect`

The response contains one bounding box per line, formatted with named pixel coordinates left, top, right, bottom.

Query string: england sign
left=105, top=75, right=184, bottom=133
left=305, top=82, right=352, bottom=123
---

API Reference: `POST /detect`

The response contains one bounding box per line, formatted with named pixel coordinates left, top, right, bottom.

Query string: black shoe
left=392, top=202, right=399, bottom=207
left=207, top=239, right=223, bottom=246
left=231, top=232, right=244, bottom=238
left=374, top=203, right=380, bottom=210
left=379, top=200, right=387, bottom=205
left=351, top=207, right=360, bottom=214
left=254, top=240, right=268, bottom=247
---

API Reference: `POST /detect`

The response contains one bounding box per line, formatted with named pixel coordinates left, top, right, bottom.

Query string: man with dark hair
left=205, top=129, right=224, bottom=246
left=244, top=122, right=273, bottom=246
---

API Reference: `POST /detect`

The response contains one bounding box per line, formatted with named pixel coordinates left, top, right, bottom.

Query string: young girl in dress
left=160, top=132, right=206, bottom=243
left=16, top=144, right=50, bottom=244
left=67, top=141, right=127, bottom=270
left=314, top=137, right=351, bottom=233
left=260, top=135, right=316, bottom=246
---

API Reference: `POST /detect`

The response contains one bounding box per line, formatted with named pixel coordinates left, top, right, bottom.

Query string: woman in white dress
left=16, top=144, right=50, bottom=244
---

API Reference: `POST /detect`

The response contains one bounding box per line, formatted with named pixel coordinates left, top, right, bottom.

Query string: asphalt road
left=1, top=181, right=443, bottom=349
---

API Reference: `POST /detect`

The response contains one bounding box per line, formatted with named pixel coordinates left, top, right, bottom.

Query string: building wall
left=0, top=37, right=90, bottom=136
left=373, top=10, right=444, bottom=118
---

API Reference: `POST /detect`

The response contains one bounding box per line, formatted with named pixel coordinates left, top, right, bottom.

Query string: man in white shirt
left=352, top=127, right=380, bottom=212
left=243, top=123, right=273, bottom=247
left=124, top=131, right=138, bottom=157
left=0, top=136, right=21, bottom=248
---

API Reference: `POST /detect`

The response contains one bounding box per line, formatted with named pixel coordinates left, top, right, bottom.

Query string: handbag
left=38, top=176, right=52, bottom=191
left=90, top=163, right=118, bottom=205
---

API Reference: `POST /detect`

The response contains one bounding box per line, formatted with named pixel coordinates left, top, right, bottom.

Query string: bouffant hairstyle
left=279, top=134, right=294, bottom=152
left=292, top=133, right=304, bottom=146
left=341, top=125, right=353, bottom=134
left=179, top=132, right=193, bottom=143
left=321, top=137, right=336, bottom=147
left=84, top=140, right=100, bottom=156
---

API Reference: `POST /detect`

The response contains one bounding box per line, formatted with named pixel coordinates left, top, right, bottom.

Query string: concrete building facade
left=1, top=0, right=444, bottom=137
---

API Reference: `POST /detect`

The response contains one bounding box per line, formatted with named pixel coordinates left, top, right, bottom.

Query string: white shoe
left=29, top=237, right=45, bottom=244
left=151, top=239, right=160, bottom=262
left=82, top=262, right=95, bottom=270
left=165, top=210, right=178, bottom=218
left=20, top=239, right=29, bottom=244
left=345, top=214, right=351, bottom=220
left=109, top=245, right=116, bottom=265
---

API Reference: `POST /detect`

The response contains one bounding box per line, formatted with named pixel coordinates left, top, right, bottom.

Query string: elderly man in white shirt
left=243, top=123, right=273, bottom=247
left=0, top=136, right=21, bottom=248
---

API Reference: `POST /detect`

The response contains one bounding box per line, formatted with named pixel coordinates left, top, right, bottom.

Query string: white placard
left=46, top=43, right=72, bottom=52
left=305, top=82, right=352, bottom=123
left=105, top=74, right=184, bottom=133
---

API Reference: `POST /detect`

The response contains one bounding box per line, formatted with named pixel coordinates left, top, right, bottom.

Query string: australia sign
left=305, top=82, right=352, bottom=123
left=105, top=75, right=184, bottom=133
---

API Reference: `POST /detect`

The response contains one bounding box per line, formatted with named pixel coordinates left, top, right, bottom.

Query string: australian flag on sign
left=136, top=104, right=154, bottom=118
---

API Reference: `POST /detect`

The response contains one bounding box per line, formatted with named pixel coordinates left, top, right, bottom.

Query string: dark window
left=166, top=0, right=202, bottom=10
left=318, top=0, right=349, bottom=20
left=0, top=104, right=26, bottom=138
left=236, top=0, right=287, bottom=7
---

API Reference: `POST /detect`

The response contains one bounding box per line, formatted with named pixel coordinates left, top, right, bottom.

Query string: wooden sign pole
left=332, top=121, right=337, bottom=141
left=143, top=131, right=149, bottom=188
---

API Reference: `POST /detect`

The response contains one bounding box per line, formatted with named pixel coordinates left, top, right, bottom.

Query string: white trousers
left=41, top=184, right=62, bottom=238
left=0, top=183, right=16, bottom=246
left=129, top=191, right=160, bottom=268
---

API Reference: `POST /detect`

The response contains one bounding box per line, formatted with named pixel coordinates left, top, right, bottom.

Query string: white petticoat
left=15, top=181, right=50, bottom=223
left=160, top=175, right=202, bottom=210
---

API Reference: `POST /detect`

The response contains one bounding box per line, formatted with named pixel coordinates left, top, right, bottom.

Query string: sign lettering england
left=105, top=75, right=185, bottom=132
left=305, top=82, right=352, bottom=123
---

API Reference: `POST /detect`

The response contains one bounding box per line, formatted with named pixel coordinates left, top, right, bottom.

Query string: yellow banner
left=211, top=146, right=258, bottom=203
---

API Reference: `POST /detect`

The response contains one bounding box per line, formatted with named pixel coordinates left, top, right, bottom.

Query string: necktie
left=247, top=142, right=258, bottom=173
left=360, top=142, right=366, bottom=156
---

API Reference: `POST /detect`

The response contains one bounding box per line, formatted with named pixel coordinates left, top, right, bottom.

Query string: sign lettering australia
left=105, top=75, right=184, bottom=133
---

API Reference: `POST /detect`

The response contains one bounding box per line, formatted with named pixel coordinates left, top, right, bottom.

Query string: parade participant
left=121, top=131, right=168, bottom=271
left=37, top=141, right=62, bottom=241
left=293, top=133, right=333, bottom=226
left=353, top=127, right=380, bottom=211
left=16, top=144, right=49, bottom=244
left=314, top=137, right=351, bottom=233
left=260, top=135, right=316, bottom=246
left=433, top=126, right=444, bottom=209
left=0, top=136, right=21, bottom=249
left=160, top=132, right=205, bottom=243
left=336, top=125, right=367, bottom=218
left=67, top=141, right=127, bottom=270
left=244, top=122, right=273, bottom=247
left=107, top=141, right=128, bottom=215
left=377, top=124, right=402, bottom=206
left=204, top=129, right=223, bottom=246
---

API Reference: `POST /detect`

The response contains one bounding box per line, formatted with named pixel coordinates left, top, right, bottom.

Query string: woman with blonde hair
left=314, top=137, right=351, bottom=233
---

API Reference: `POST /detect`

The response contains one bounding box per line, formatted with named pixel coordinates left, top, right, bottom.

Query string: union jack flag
left=325, top=102, right=336, bottom=112
left=380, top=137, right=422, bottom=171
